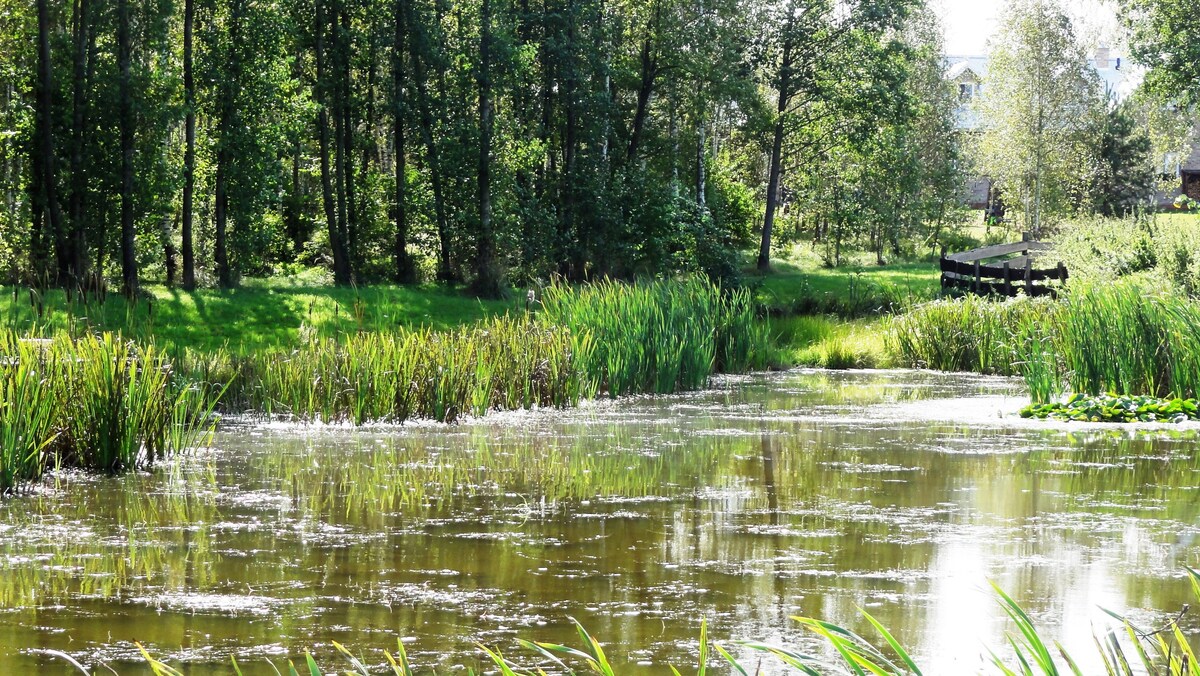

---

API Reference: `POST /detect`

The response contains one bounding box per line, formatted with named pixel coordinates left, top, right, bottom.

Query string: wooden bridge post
left=1024, top=259, right=1032, bottom=296
left=974, top=260, right=981, bottom=294
left=1003, top=261, right=1012, bottom=297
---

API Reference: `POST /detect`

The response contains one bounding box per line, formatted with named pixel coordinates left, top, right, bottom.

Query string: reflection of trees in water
left=1, top=369, right=1199, bottom=671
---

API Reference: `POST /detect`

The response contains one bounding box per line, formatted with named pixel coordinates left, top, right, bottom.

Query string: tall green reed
left=890, top=282, right=1200, bottom=404
left=0, top=331, right=219, bottom=493
left=540, top=276, right=769, bottom=398
left=191, top=318, right=595, bottom=424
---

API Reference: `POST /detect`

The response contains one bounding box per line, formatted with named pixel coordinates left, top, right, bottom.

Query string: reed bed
left=888, top=294, right=1053, bottom=378
left=186, top=277, right=768, bottom=421
left=0, top=331, right=218, bottom=493
left=890, top=282, right=1200, bottom=404
left=540, top=277, right=769, bottom=397
left=1, top=278, right=768, bottom=490
left=186, top=319, right=596, bottom=424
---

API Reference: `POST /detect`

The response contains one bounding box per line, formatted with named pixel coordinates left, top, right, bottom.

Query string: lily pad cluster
left=1021, top=393, right=1200, bottom=423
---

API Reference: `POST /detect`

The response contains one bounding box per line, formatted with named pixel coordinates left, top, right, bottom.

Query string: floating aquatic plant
left=1021, top=393, right=1200, bottom=424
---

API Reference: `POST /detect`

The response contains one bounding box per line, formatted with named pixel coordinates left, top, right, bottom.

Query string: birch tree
left=977, top=0, right=1102, bottom=235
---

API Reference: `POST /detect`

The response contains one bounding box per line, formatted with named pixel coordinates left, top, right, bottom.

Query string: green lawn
left=1, top=283, right=516, bottom=352
left=747, top=259, right=941, bottom=316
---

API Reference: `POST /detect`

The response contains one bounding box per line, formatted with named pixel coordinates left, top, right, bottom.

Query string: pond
left=2, top=369, right=1199, bottom=674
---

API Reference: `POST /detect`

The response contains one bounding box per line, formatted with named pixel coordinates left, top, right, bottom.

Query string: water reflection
left=0, top=369, right=1198, bottom=673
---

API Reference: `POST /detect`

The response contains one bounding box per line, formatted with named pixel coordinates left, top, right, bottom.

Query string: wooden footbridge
left=940, top=239, right=1067, bottom=298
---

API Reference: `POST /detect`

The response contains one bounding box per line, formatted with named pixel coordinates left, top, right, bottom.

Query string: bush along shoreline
left=0, top=277, right=771, bottom=491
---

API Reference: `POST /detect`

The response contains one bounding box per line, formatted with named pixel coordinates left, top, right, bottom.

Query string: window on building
left=959, top=83, right=973, bottom=102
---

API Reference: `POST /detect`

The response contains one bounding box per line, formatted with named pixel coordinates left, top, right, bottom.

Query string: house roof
left=946, top=61, right=981, bottom=81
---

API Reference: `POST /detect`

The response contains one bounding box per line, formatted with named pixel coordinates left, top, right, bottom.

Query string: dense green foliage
left=0, top=0, right=970, bottom=293
left=1122, top=0, right=1200, bottom=104
left=1052, top=213, right=1200, bottom=295
left=1082, top=101, right=1157, bottom=217
left=976, top=0, right=1104, bottom=233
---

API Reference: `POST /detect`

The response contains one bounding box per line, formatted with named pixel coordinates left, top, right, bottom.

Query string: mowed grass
left=0, top=283, right=516, bottom=352
left=747, top=259, right=941, bottom=317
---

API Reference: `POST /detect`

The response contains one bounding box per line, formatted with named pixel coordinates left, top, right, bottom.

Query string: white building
left=945, top=48, right=1199, bottom=208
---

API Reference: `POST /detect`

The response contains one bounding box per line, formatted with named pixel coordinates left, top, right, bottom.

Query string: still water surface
left=2, top=369, right=1200, bottom=674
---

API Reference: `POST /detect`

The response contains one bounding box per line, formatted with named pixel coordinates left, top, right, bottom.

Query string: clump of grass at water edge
left=890, top=281, right=1200, bottom=407
left=0, top=331, right=220, bottom=494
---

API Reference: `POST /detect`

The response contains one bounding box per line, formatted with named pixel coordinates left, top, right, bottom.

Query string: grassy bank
left=770, top=315, right=892, bottom=369
left=0, top=283, right=514, bottom=352
left=750, top=259, right=940, bottom=318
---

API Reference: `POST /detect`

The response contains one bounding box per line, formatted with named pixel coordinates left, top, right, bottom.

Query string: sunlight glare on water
left=1, top=369, right=1199, bottom=674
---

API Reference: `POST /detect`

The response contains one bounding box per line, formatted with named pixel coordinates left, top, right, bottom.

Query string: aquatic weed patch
left=1021, top=393, right=1200, bottom=423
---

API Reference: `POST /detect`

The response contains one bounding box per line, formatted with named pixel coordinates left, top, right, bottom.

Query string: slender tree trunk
left=538, top=0, right=555, bottom=202
left=471, top=0, right=502, bottom=298
left=627, top=31, right=657, bottom=163
left=561, top=0, right=580, bottom=278
left=758, top=117, right=785, bottom=272
left=316, top=0, right=351, bottom=285
left=118, top=0, right=138, bottom=295
left=392, top=0, right=416, bottom=283
left=214, top=152, right=230, bottom=286
left=696, top=118, right=706, bottom=209
left=163, top=211, right=178, bottom=286
left=68, top=0, right=91, bottom=286
left=214, top=0, right=245, bottom=288
left=35, top=0, right=66, bottom=286
left=339, top=5, right=359, bottom=275
left=332, top=0, right=350, bottom=282
left=287, top=135, right=304, bottom=254
left=405, top=1, right=452, bottom=281
left=757, top=17, right=793, bottom=273
left=182, top=0, right=196, bottom=289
